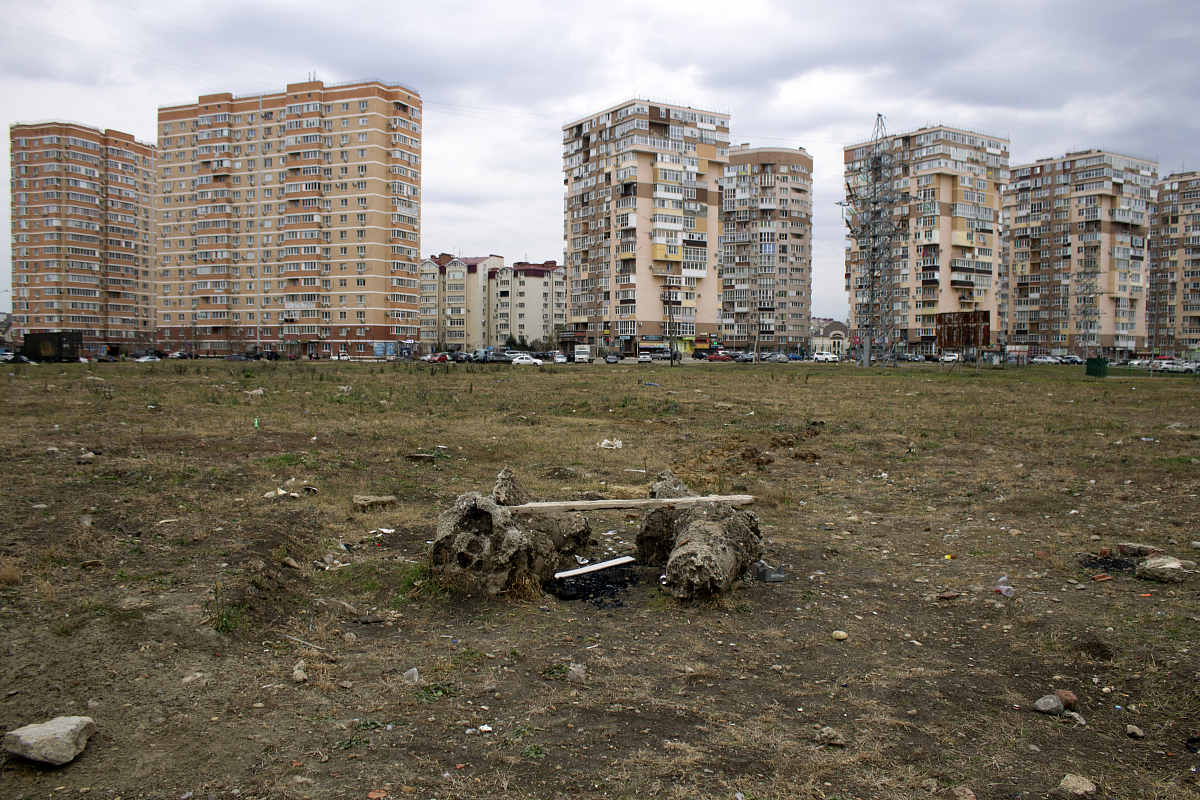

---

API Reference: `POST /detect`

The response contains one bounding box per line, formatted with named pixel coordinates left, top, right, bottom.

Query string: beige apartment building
left=1001, top=149, right=1157, bottom=358
left=488, top=260, right=565, bottom=349
left=719, top=144, right=814, bottom=353
left=10, top=121, right=156, bottom=355
left=155, top=79, right=421, bottom=358
left=1147, top=171, right=1200, bottom=357
left=844, top=125, right=1008, bottom=357
left=418, top=253, right=501, bottom=352
left=562, top=99, right=729, bottom=356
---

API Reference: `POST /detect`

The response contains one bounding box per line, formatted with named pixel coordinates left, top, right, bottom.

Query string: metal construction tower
left=843, top=115, right=908, bottom=366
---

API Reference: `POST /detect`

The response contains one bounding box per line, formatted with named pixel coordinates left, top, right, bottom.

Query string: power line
left=47, top=0, right=211, bottom=90
left=106, top=0, right=302, bottom=79
left=0, top=21, right=283, bottom=86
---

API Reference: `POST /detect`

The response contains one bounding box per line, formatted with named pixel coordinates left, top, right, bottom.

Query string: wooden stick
left=554, top=555, right=636, bottom=580
left=510, top=494, right=754, bottom=513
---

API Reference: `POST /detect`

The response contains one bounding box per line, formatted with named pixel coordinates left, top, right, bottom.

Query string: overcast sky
left=4, top=0, right=1199, bottom=319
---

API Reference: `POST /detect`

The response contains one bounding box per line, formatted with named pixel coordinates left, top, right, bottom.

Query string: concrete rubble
left=430, top=470, right=591, bottom=596
left=3, top=716, right=96, bottom=765
left=636, top=469, right=762, bottom=600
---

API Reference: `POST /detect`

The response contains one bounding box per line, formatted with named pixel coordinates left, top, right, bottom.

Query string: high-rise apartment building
left=419, top=253, right=502, bottom=352
left=562, top=100, right=729, bottom=356
left=488, top=260, right=565, bottom=349
left=719, top=144, right=814, bottom=352
left=10, top=121, right=156, bottom=355
left=1001, top=149, right=1156, bottom=358
left=844, top=125, right=1008, bottom=357
left=155, top=79, right=421, bottom=358
left=1147, top=171, right=1199, bottom=356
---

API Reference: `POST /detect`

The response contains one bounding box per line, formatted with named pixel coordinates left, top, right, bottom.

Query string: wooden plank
left=510, top=494, right=754, bottom=513
left=554, top=555, right=636, bottom=580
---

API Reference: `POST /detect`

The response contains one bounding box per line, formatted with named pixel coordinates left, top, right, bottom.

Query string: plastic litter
left=753, top=559, right=788, bottom=582
left=599, top=439, right=623, bottom=449
left=994, top=575, right=1015, bottom=597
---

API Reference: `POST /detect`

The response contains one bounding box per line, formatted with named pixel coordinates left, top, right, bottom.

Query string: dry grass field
left=1, top=358, right=1198, bottom=800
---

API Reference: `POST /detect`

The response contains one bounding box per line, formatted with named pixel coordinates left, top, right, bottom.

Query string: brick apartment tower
left=10, top=122, right=156, bottom=355
left=719, top=144, right=814, bottom=353
left=1147, top=171, right=1199, bottom=357
left=844, top=125, right=1009, bottom=357
left=1001, top=150, right=1157, bottom=358
left=155, top=79, right=421, bottom=358
left=562, top=100, right=730, bottom=356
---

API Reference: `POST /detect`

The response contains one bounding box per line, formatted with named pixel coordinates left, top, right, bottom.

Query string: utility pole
left=842, top=115, right=908, bottom=367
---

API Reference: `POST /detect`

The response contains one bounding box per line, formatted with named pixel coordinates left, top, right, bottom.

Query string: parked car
left=510, top=353, right=543, bottom=366
left=939, top=352, right=961, bottom=363
left=1059, top=355, right=1084, bottom=365
left=788, top=353, right=803, bottom=361
left=2, top=354, right=39, bottom=365
left=706, top=352, right=732, bottom=362
left=1031, top=355, right=1058, bottom=365
left=734, top=352, right=757, bottom=363
left=1159, top=359, right=1199, bottom=373
left=604, top=353, right=621, bottom=364
left=766, top=353, right=790, bottom=363
left=553, top=352, right=568, bottom=364
left=896, top=352, right=923, bottom=362
left=451, top=352, right=471, bottom=363
left=137, top=355, right=162, bottom=362
left=813, top=351, right=838, bottom=363
left=637, top=353, right=652, bottom=363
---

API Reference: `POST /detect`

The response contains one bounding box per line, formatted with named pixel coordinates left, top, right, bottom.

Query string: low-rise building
left=809, top=317, right=848, bottom=357
left=488, top=260, right=565, bottom=349
left=418, top=253, right=499, bottom=352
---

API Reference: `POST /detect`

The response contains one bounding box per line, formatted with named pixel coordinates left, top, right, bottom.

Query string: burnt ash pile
left=550, top=564, right=642, bottom=608
left=1077, top=554, right=1138, bottom=573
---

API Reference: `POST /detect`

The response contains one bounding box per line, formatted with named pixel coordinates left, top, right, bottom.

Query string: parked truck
left=573, top=344, right=594, bottom=363
left=21, top=331, right=83, bottom=362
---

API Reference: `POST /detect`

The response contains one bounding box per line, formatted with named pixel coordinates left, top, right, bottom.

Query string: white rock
left=1136, top=555, right=1186, bottom=583
left=831, top=630, right=849, bottom=641
left=1058, top=774, right=1097, bottom=797
left=3, top=716, right=96, bottom=765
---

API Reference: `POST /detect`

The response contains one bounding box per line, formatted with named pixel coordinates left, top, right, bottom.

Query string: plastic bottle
left=994, top=575, right=1014, bottom=597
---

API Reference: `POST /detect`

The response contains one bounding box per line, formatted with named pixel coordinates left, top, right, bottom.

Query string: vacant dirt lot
left=1, top=359, right=1198, bottom=800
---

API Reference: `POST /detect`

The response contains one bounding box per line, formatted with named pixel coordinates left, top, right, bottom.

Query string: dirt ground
left=1, top=359, right=1198, bottom=800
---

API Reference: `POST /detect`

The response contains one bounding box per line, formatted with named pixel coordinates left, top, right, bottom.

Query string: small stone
left=1026, top=744, right=1041, bottom=753
left=352, top=494, right=398, bottom=512
left=815, top=726, right=847, bottom=746
left=3, top=716, right=96, bottom=765
left=339, top=681, right=353, bottom=689
left=921, top=778, right=939, bottom=793
left=1089, top=534, right=1101, bottom=541
left=1055, top=689, right=1077, bottom=711
left=291, top=660, right=307, bottom=683
left=950, top=788, right=977, bottom=800
left=1126, top=724, right=1145, bottom=739
left=1009, top=529, right=1023, bottom=537
left=1062, top=711, right=1087, bottom=726
left=1057, top=774, right=1097, bottom=797
left=906, top=709, right=918, bottom=717
left=342, top=632, right=358, bottom=644
left=252, top=703, right=264, bottom=709
left=1191, top=541, right=1200, bottom=550
left=831, top=630, right=849, bottom=641
left=1035, top=695, right=1064, bottom=715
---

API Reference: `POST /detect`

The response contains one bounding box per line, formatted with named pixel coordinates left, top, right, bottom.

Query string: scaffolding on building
left=842, top=115, right=908, bottom=366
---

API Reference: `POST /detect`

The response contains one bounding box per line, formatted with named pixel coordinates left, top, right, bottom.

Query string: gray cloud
left=3, top=0, right=1200, bottom=319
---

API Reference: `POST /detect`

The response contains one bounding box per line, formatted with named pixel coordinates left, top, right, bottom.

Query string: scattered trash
left=994, top=575, right=1014, bottom=597
left=573, top=555, right=590, bottom=566
left=1186, top=736, right=1200, bottom=754
left=753, top=559, right=788, bottom=582
left=1136, top=555, right=1187, bottom=583
left=1062, top=711, right=1087, bottom=726
left=644, top=382, right=662, bottom=387
left=599, top=439, right=623, bottom=449
left=402, top=667, right=421, bottom=686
